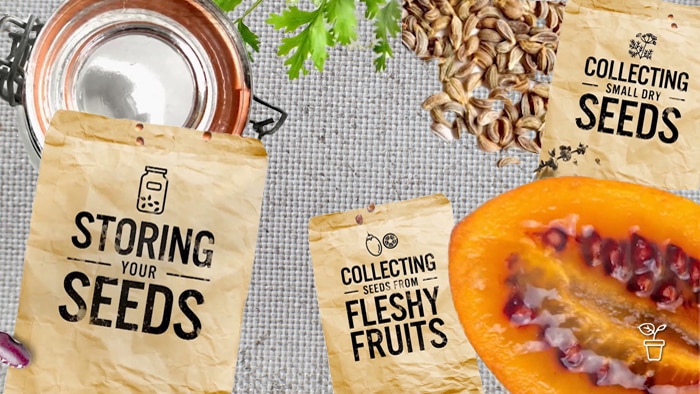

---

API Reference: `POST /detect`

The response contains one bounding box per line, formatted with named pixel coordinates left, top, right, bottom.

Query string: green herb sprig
left=215, top=0, right=401, bottom=79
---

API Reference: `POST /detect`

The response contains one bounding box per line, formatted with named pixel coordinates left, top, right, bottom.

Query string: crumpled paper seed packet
left=539, top=0, right=700, bottom=190
left=309, top=195, right=483, bottom=394
left=5, top=110, right=268, bottom=393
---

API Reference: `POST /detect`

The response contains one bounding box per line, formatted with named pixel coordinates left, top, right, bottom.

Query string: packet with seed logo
left=5, top=110, right=268, bottom=393
left=538, top=0, right=700, bottom=189
left=308, top=195, right=482, bottom=393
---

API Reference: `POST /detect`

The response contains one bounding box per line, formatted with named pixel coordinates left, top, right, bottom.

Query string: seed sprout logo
left=365, top=232, right=399, bottom=257
left=638, top=322, right=667, bottom=361
left=629, top=33, right=657, bottom=60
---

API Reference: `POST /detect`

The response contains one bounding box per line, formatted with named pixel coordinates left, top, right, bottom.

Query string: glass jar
left=0, top=0, right=277, bottom=169
left=137, top=166, right=169, bottom=215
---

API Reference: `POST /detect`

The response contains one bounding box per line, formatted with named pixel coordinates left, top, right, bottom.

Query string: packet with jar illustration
left=308, top=195, right=483, bottom=393
left=538, top=0, right=700, bottom=190
left=4, top=110, right=268, bottom=393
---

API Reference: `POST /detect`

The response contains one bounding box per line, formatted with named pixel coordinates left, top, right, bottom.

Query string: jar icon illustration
left=137, top=166, right=168, bottom=214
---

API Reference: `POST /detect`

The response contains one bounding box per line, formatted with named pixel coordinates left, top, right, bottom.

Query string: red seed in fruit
left=688, top=257, right=700, bottom=293
left=580, top=227, right=603, bottom=267
left=560, top=343, right=584, bottom=369
left=652, top=280, right=684, bottom=312
left=667, top=244, right=690, bottom=280
left=503, top=293, right=536, bottom=326
left=627, top=272, right=655, bottom=297
left=602, top=239, right=632, bottom=282
left=542, top=227, right=568, bottom=252
left=630, top=233, right=659, bottom=275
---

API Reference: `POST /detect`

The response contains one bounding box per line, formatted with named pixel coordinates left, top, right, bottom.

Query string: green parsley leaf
left=361, top=0, right=385, bottom=19
left=267, top=0, right=399, bottom=78
left=325, top=0, right=357, bottom=45
left=309, top=13, right=333, bottom=71
left=213, top=0, right=243, bottom=12
left=237, top=19, right=260, bottom=53
left=267, top=6, right=318, bottom=32
left=273, top=8, right=330, bottom=79
left=308, top=15, right=331, bottom=69
left=268, top=4, right=332, bottom=79
left=372, top=0, right=400, bottom=71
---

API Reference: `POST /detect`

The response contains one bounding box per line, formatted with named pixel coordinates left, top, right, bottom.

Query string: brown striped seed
left=478, top=133, right=502, bottom=152
left=403, top=0, right=563, bottom=158
left=430, top=121, right=459, bottom=142
left=422, top=92, right=452, bottom=110
left=497, top=156, right=521, bottom=167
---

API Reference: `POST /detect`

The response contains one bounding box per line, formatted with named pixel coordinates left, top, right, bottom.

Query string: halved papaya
left=449, top=177, right=699, bottom=394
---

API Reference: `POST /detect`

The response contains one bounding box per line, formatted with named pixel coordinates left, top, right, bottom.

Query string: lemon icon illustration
left=365, top=233, right=382, bottom=256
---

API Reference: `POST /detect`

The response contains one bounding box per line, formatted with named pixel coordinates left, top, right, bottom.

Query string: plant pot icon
left=643, top=339, right=665, bottom=361
left=638, top=322, right=667, bottom=361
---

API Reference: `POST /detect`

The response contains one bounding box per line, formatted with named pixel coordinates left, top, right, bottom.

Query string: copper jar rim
left=23, top=0, right=252, bottom=154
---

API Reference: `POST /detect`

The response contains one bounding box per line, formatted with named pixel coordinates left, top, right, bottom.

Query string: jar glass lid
left=25, top=0, right=252, bottom=148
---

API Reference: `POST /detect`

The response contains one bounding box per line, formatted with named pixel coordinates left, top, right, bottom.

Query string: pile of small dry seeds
left=402, top=0, right=566, bottom=165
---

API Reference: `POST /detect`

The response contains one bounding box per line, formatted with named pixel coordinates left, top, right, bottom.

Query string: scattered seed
left=463, top=35, right=480, bottom=59
left=507, top=20, right=530, bottom=35
left=421, top=92, right=451, bottom=110
left=450, top=16, right=463, bottom=49
left=402, top=31, right=417, bottom=50
left=403, top=0, right=566, bottom=161
left=496, top=18, right=515, bottom=42
left=431, top=121, right=458, bottom=142
left=444, top=77, right=467, bottom=104
left=478, top=110, right=500, bottom=126
left=465, top=70, right=485, bottom=93
left=531, top=83, right=550, bottom=99
left=496, top=0, right=524, bottom=20
left=478, top=133, right=502, bottom=152
left=442, top=100, right=467, bottom=116
left=431, top=15, right=451, bottom=32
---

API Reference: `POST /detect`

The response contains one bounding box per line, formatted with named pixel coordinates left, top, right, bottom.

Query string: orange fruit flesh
left=449, top=177, right=700, bottom=394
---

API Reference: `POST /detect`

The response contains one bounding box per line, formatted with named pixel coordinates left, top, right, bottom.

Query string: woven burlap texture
left=1, top=0, right=699, bottom=392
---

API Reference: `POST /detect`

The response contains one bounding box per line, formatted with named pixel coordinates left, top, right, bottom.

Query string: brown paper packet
left=539, top=0, right=700, bottom=189
left=5, top=110, right=268, bottom=393
left=308, top=195, right=483, bottom=394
